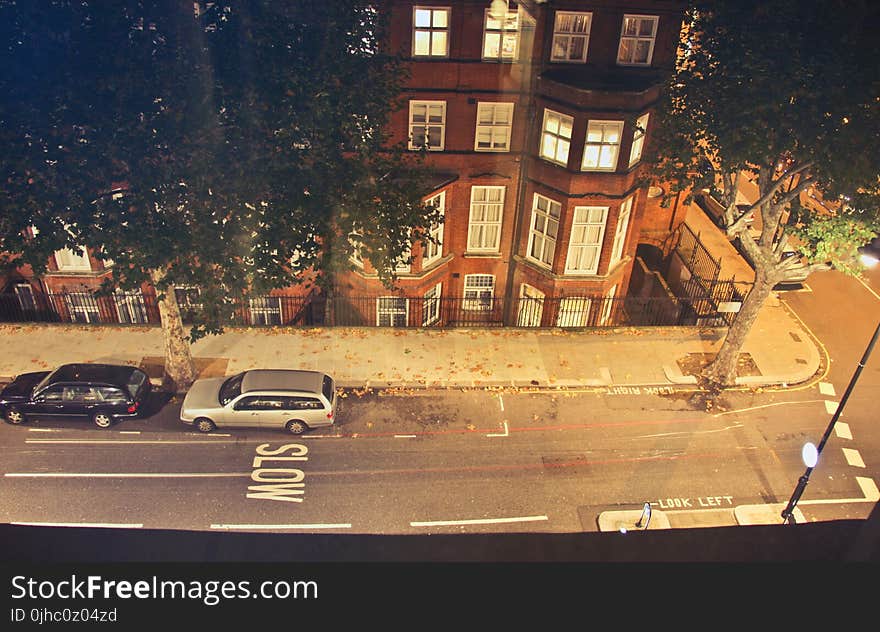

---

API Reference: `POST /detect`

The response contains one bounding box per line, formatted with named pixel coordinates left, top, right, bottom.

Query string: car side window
left=288, top=397, right=324, bottom=410
left=63, top=385, right=96, bottom=402
left=98, top=387, right=128, bottom=402
left=234, top=396, right=286, bottom=411
left=38, top=385, right=65, bottom=402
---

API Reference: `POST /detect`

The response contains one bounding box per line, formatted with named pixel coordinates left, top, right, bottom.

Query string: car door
left=225, top=395, right=266, bottom=428
left=60, top=385, right=92, bottom=418
left=29, top=384, right=66, bottom=417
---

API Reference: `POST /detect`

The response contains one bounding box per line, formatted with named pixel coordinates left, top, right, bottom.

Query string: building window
left=377, top=296, right=408, bottom=327
left=551, top=11, right=591, bottom=62
left=249, top=296, right=282, bottom=326
left=467, top=186, right=505, bottom=252
left=610, top=196, right=634, bottom=266
left=557, top=297, right=592, bottom=327
left=516, top=284, right=544, bottom=327
left=582, top=120, right=623, bottom=172
left=482, top=6, right=519, bottom=61
left=54, top=247, right=92, bottom=272
left=475, top=102, right=514, bottom=152
left=14, top=283, right=36, bottom=313
left=565, top=206, right=608, bottom=275
left=66, top=293, right=100, bottom=323
left=617, top=15, right=658, bottom=66
left=423, top=192, right=445, bottom=266
left=409, top=101, right=446, bottom=151
left=629, top=113, right=650, bottom=167
left=463, top=274, right=495, bottom=311
left=175, top=286, right=203, bottom=322
left=540, top=109, right=573, bottom=167
left=600, top=284, right=617, bottom=325
left=527, top=194, right=561, bottom=268
left=114, top=290, right=149, bottom=324
left=423, top=283, right=441, bottom=326
left=413, top=7, right=450, bottom=57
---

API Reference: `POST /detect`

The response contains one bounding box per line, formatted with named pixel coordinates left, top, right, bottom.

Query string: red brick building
left=338, top=0, right=689, bottom=327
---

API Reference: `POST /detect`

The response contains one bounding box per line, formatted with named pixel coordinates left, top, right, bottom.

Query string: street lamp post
left=780, top=318, right=880, bottom=524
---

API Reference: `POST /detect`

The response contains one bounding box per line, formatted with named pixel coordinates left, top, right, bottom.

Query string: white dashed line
left=842, top=448, right=866, bottom=468
left=498, top=394, right=505, bottom=412
left=210, top=523, right=351, bottom=530
left=411, top=515, right=548, bottom=527
left=394, top=435, right=417, bottom=438
left=12, top=522, right=143, bottom=529
left=5, top=472, right=248, bottom=478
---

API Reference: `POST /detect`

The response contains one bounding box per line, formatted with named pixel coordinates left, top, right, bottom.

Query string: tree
left=0, top=0, right=438, bottom=391
left=650, top=0, right=880, bottom=388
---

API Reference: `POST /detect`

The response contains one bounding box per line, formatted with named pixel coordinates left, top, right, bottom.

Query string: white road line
left=798, top=477, right=879, bottom=505
left=498, top=394, right=505, bottom=412
left=818, top=382, right=836, bottom=396
left=842, top=448, right=866, bottom=468
left=824, top=400, right=839, bottom=415
left=855, top=275, right=880, bottom=301
left=26, top=428, right=57, bottom=433
left=711, top=400, right=827, bottom=417
left=394, top=435, right=417, bottom=438
left=5, top=472, right=249, bottom=478
left=835, top=422, right=853, bottom=440
left=12, top=522, right=143, bottom=529
left=119, top=431, right=141, bottom=435
left=211, top=523, right=352, bottom=530
left=486, top=421, right=509, bottom=437
left=26, top=439, right=244, bottom=445
left=411, top=515, right=548, bottom=527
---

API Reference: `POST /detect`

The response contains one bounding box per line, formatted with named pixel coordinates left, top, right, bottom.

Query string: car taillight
left=327, top=410, right=334, bottom=419
left=128, top=402, right=139, bottom=414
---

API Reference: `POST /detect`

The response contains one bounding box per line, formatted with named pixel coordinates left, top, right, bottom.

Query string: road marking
left=211, top=523, right=351, bottom=530
left=394, top=435, right=417, bottom=438
left=855, top=275, right=880, bottom=301
left=498, top=394, right=504, bottom=412
left=486, top=421, right=509, bottom=437
left=5, top=472, right=249, bottom=478
left=711, top=400, right=827, bottom=417
left=26, top=439, right=248, bottom=445
left=26, top=428, right=57, bottom=433
left=818, top=382, right=836, bottom=396
left=824, top=400, right=839, bottom=415
left=119, top=431, right=141, bottom=435
left=411, top=515, right=548, bottom=527
left=12, top=522, right=143, bottom=529
left=842, top=448, right=866, bottom=468
left=835, top=422, right=853, bottom=440
left=799, top=477, right=879, bottom=505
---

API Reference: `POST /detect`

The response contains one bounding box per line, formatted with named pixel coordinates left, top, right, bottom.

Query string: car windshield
left=219, top=372, right=245, bottom=406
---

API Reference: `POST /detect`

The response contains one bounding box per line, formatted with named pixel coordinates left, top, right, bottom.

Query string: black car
left=0, top=363, right=152, bottom=428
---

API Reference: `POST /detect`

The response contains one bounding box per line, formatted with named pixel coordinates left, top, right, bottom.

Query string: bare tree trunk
left=702, top=276, right=774, bottom=388
left=150, top=269, right=197, bottom=393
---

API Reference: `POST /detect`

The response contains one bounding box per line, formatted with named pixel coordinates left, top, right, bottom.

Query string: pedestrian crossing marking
left=842, top=448, right=866, bottom=468
left=818, top=382, right=836, bottom=396
left=835, top=422, right=852, bottom=440
left=824, top=400, right=839, bottom=415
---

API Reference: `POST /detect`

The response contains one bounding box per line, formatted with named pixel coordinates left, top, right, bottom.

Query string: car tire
left=4, top=406, right=26, bottom=425
left=195, top=418, right=216, bottom=434
left=92, top=412, right=113, bottom=429
left=285, top=419, right=309, bottom=435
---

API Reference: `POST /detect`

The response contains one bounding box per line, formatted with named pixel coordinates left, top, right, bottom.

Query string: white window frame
left=467, top=186, right=505, bottom=252
left=475, top=102, right=514, bottom=152
left=14, top=283, right=36, bottom=312
left=557, top=297, right=592, bottom=327
left=516, top=284, right=545, bottom=327
left=423, top=283, right=442, bottom=326
left=628, top=113, right=650, bottom=167
left=348, top=232, right=364, bottom=268
left=582, top=120, right=624, bottom=172
left=610, top=196, right=634, bottom=266
left=462, top=274, right=495, bottom=311
left=551, top=11, right=592, bottom=63
left=408, top=101, right=446, bottom=151
left=617, top=15, right=659, bottom=66
left=482, top=6, right=519, bottom=61
left=249, top=296, right=282, bottom=326
left=540, top=109, right=573, bottom=167
left=423, top=192, right=445, bottom=266
left=54, top=247, right=92, bottom=272
left=565, top=206, right=608, bottom=275
left=527, top=194, right=561, bottom=268
left=413, top=6, right=450, bottom=57
left=114, top=289, right=149, bottom=324
left=66, top=293, right=100, bottom=323
left=600, top=284, right=617, bottom=325
left=377, top=296, right=409, bottom=327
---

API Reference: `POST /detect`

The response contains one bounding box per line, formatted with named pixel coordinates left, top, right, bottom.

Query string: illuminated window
left=628, top=113, right=650, bottom=167
left=409, top=101, right=446, bottom=151
left=617, top=15, right=658, bottom=66
left=540, top=109, right=573, bottom=167
left=551, top=11, right=591, bottom=62
left=565, top=206, right=608, bottom=275
left=582, top=120, right=623, bottom=172
left=482, top=7, right=519, bottom=61
left=475, top=102, right=514, bottom=152
left=527, top=194, right=561, bottom=268
left=413, top=7, right=450, bottom=57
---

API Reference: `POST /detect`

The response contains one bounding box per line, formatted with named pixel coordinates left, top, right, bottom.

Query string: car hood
left=0, top=371, right=51, bottom=401
left=181, top=377, right=227, bottom=411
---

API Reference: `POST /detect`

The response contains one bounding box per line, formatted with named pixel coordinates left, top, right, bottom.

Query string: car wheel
left=195, top=418, right=216, bottom=433
left=4, top=406, right=26, bottom=425
left=92, top=412, right=113, bottom=429
left=285, top=419, right=308, bottom=435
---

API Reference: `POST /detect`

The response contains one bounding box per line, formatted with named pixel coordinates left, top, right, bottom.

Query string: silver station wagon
left=180, top=369, right=337, bottom=434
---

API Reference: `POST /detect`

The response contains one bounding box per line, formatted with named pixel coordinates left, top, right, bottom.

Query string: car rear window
left=322, top=375, right=334, bottom=402
left=126, top=369, right=148, bottom=398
